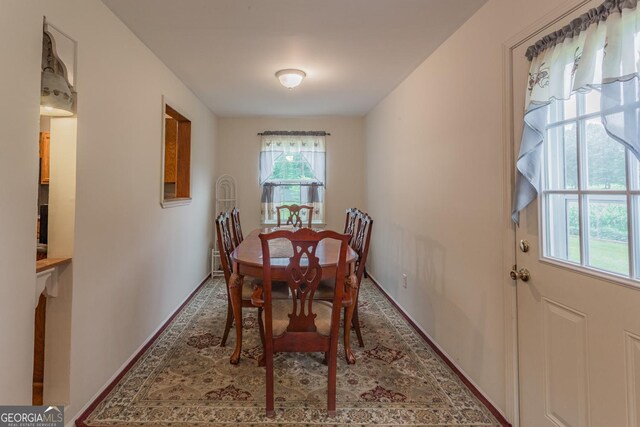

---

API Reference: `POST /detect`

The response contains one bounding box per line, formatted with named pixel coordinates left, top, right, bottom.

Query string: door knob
left=509, top=265, right=530, bottom=282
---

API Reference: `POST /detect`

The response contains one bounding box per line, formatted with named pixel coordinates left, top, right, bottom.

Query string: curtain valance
left=259, top=134, right=326, bottom=185
left=260, top=134, right=326, bottom=152
left=258, top=130, right=330, bottom=136
left=525, top=0, right=638, bottom=60
left=512, top=0, right=640, bottom=223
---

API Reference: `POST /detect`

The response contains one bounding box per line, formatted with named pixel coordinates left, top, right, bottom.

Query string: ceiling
left=102, top=0, right=486, bottom=117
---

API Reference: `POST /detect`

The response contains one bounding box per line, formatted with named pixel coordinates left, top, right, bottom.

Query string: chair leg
left=352, top=304, right=364, bottom=348
left=266, top=348, right=275, bottom=418
left=220, top=301, right=234, bottom=347
left=343, top=305, right=356, bottom=365
left=327, top=345, right=337, bottom=417
left=229, top=273, right=244, bottom=364
left=258, top=308, right=266, bottom=367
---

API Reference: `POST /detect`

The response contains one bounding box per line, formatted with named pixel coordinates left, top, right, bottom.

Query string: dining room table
left=228, top=226, right=359, bottom=365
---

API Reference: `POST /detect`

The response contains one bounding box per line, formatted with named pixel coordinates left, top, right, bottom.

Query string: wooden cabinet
left=39, top=132, right=50, bottom=184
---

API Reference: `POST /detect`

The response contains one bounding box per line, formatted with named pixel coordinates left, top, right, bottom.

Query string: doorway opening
left=33, top=19, right=77, bottom=410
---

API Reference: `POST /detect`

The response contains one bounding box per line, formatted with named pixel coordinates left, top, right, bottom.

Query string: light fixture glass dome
left=40, top=24, right=75, bottom=117
left=276, top=69, right=306, bottom=89
left=40, top=69, right=74, bottom=116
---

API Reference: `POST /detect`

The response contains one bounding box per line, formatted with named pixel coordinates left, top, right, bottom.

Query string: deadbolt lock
left=519, top=240, right=530, bottom=252
left=509, top=265, right=531, bottom=282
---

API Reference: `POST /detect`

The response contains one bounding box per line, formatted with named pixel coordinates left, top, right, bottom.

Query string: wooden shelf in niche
left=162, top=103, right=191, bottom=204
left=39, top=132, right=50, bottom=184
left=164, top=117, right=178, bottom=184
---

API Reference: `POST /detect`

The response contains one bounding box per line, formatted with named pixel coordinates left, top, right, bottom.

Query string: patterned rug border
left=77, top=274, right=507, bottom=427
left=366, top=276, right=510, bottom=427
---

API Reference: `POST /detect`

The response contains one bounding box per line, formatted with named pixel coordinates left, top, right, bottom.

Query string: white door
left=512, top=4, right=640, bottom=426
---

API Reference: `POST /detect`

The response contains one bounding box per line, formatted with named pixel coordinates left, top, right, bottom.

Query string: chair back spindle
left=230, top=207, right=244, bottom=246
left=352, top=212, right=373, bottom=283
left=343, top=208, right=359, bottom=244
left=215, top=212, right=235, bottom=283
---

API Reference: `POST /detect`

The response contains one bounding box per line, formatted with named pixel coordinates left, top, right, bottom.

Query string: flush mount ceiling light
left=40, top=20, right=76, bottom=116
left=275, top=69, right=306, bottom=90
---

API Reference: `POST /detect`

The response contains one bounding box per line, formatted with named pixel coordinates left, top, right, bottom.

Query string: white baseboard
left=65, top=272, right=211, bottom=427
left=368, top=273, right=509, bottom=423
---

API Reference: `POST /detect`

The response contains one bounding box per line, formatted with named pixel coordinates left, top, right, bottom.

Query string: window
left=259, top=133, right=326, bottom=224
left=162, top=102, right=191, bottom=207
left=542, top=90, right=640, bottom=280
left=513, top=2, right=640, bottom=285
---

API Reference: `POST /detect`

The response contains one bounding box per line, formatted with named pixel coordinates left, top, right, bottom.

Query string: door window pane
left=635, top=196, right=640, bottom=280
left=630, top=152, right=640, bottom=191
left=546, top=194, right=580, bottom=263
left=585, top=195, right=629, bottom=275
left=562, top=96, right=577, bottom=120
left=546, top=124, right=578, bottom=190
left=541, top=93, right=638, bottom=283
left=585, top=118, right=626, bottom=190
left=584, top=90, right=601, bottom=115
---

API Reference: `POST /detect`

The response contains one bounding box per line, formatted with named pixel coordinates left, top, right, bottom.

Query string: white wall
left=217, top=117, right=365, bottom=232
left=0, top=0, right=217, bottom=421
left=0, top=1, right=42, bottom=405
left=364, top=0, right=567, bottom=418
left=48, top=117, right=77, bottom=258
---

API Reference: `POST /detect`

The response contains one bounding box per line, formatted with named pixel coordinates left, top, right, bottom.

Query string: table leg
left=229, top=272, right=244, bottom=364
left=344, top=273, right=358, bottom=365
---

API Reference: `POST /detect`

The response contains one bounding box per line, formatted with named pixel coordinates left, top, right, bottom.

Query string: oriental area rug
left=79, top=277, right=501, bottom=426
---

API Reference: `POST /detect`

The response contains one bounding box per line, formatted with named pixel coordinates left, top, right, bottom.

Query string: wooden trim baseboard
left=367, top=275, right=512, bottom=427
left=74, top=274, right=211, bottom=427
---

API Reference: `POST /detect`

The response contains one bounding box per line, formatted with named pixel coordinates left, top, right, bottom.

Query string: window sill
left=161, top=198, right=192, bottom=208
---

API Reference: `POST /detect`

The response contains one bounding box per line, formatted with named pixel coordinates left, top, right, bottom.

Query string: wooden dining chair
left=251, top=228, right=351, bottom=417
left=215, top=212, right=288, bottom=348
left=276, top=204, right=313, bottom=228
left=230, top=207, right=243, bottom=246
left=316, top=211, right=373, bottom=348
left=348, top=212, right=373, bottom=347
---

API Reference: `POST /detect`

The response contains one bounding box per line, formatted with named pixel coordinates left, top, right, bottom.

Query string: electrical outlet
left=402, top=273, right=408, bottom=289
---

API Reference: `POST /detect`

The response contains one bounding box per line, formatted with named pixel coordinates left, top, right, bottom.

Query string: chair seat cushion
left=243, top=278, right=290, bottom=300
left=263, top=300, right=334, bottom=337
